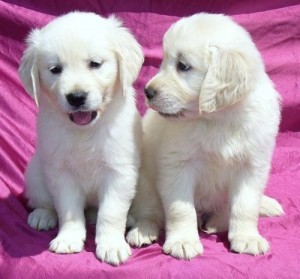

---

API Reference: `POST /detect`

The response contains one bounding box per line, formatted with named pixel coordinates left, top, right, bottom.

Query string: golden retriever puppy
left=19, top=12, right=143, bottom=265
left=127, top=13, right=283, bottom=259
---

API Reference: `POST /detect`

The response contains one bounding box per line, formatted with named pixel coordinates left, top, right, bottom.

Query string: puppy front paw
left=230, top=233, right=269, bottom=255
left=96, top=237, right=131, bottom=265
left=163, top=236, right=203, bottom=260
left=126, top=220, right=159, bottom=247
left=49, top=230, right=85, bottom=254
left=28, top=208, right=57, bottom=231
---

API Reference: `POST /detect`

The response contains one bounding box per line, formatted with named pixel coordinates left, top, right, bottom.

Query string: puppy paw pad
left=230, top=234, right=269, bottom=255
left=28, top=208, right=57, bottom=231
left=126, top=221, right=159, bottom=247
left=96, top=239, right=131, bottom=265
left=49, top=235, right=84, bottom=254
left=163, top=238, right=203, bottom=260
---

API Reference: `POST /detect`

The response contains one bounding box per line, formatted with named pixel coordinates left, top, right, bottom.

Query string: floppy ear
left=110, top=17, right=144, bottom=95
left=18, top=29, right=41, bottom=106
left=199, top=45, right=255, bottom=113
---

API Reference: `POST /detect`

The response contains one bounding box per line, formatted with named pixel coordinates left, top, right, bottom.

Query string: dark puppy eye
left=50, top=65, right=63, bottom=74
left=89, top=61, right=102, bottom=69
left=177, top=61, right=191, bottom=72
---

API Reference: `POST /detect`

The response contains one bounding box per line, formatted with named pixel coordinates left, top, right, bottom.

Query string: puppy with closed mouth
left=19, top=12, right=143, bottom=265
left=127, top=13, right=283, bottom=259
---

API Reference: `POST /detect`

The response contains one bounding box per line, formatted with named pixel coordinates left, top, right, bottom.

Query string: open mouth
left=69, top=111, right=97, bottom=125
left=158, top=110, right=184, bottom=118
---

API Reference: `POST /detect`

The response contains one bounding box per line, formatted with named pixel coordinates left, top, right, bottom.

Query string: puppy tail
left=259, top=195, right=284, bottom=217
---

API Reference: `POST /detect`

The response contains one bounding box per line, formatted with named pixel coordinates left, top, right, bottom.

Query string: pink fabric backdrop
left=0, top=0, right=300, bottom=278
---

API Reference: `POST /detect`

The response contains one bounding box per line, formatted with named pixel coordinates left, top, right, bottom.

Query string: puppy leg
left=228, top=170, right=269, bottom=255
left=161, top=167, right=203, bottom=260
left=47, top=172, right=86, bottom=254
left=95, top=172, right=135, bottom=265
left=126, top=173, right=162, bottom=247
left=26, top=154, right=58, bottom=230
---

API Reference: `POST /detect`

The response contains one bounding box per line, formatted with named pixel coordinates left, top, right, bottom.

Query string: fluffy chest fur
left=159, top=115, right=250, bottom=168
left=148, top=94, right=279, bottom=212
left=36, top=98, right=141, bottom=206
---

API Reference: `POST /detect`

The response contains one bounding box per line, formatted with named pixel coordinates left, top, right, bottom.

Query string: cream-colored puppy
left=19, top=12, right=143, bottom=265
left=127, top=13, right=283, bottom=259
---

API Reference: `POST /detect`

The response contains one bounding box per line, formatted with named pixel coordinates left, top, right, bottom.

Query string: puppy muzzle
left=69, top=111, right=98, bottom=125
left=66, top=92, right=98, bottom=126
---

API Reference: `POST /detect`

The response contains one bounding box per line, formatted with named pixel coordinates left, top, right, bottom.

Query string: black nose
left=66, top=92, right=87, bottom=107
left=144, top=87, right=157, bottom=100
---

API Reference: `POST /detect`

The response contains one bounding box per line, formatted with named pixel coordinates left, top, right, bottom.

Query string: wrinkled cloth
left=0, top=1, right=299, bottom=278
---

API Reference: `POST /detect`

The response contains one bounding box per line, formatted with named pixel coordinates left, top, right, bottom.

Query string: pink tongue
left=71, top=111, right=92, bottom=125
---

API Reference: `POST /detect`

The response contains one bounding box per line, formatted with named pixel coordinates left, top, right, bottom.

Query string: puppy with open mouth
left=127, top=13, right=283, bottom=259
left=19, top=12, right=143, bottom=265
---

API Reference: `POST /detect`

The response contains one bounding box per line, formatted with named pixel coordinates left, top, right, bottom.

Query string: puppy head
left=19, top=12, right=143, bottom=126
left=145, top=13, right=260, bottom=119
